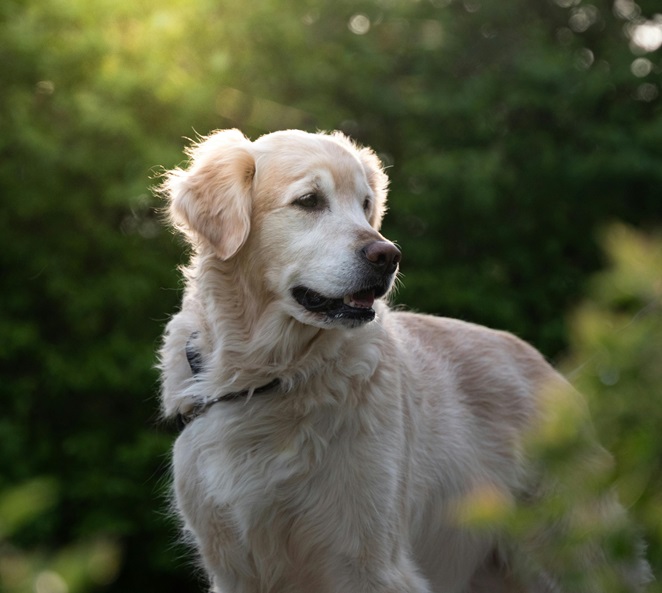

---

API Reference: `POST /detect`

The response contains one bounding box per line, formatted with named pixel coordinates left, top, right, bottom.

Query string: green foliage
left=451, top=225, right=661, bottom=591
left=1, top=0, right=660, bottom=590
left=0, top=479, right=121, bottom=593
left=565, top=225, right=662, bottom=575
left=0, top=479, right=58, bottom=540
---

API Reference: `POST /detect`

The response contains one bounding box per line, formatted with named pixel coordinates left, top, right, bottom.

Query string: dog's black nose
left=361, top=241, right=401, bottom=274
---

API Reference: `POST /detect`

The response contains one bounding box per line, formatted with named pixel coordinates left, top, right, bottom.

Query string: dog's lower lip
left=291, top=287, right=341, bottom=311
left=292, top=286, right=380, bottom=320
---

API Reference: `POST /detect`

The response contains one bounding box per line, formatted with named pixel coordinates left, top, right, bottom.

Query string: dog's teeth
left=342, top=294, right=372, bottom=309
left=344, top=295, right=361, bottom=308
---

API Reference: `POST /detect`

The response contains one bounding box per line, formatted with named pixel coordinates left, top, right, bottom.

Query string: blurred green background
left=1, top=0, right=660, bottom=591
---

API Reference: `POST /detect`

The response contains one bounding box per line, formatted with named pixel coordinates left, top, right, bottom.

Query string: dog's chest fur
left=171, top=328, right=498, bottom=593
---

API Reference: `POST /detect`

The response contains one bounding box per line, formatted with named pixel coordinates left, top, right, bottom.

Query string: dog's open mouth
left=292, top=285, right=387, bottom=323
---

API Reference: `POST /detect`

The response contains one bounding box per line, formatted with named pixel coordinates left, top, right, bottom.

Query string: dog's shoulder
left=386, top=310, right=548, bottom=371
left=384, top=310, right=566, bottom=426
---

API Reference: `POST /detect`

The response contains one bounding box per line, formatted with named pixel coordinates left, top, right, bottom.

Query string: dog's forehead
left=253, top=135, right=371, bottom=201
left=303, top=157, right=367, bottom=197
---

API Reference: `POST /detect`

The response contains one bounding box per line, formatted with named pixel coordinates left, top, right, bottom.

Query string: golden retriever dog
left=158, top=129, right=651, bottom=592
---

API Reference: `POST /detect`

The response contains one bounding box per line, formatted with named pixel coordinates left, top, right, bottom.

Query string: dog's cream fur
left=159, top=129, right=650, bottom=592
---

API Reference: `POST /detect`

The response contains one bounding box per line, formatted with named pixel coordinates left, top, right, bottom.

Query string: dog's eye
left=294, top=193, right=324, bottom=210
left=363, top=198, right=371, bottom=212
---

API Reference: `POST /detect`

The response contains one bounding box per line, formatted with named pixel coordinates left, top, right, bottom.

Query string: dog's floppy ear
left=358, top=146, right=389, bottom=230
left=164, top=129, right=255, bottom=260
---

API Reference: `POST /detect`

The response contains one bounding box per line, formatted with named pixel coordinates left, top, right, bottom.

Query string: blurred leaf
left=0, top=479, right=57, bottom=538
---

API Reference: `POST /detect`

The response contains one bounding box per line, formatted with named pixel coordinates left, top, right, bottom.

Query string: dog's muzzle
left=292, top=240, right=401, bottom=325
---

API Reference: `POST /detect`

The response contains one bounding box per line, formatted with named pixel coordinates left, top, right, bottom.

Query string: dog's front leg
left=327, top=553, right=433, bottom=593
left=204, top=547, right=432, bottom=593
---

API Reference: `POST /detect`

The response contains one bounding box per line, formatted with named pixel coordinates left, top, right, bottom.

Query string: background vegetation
left=1, top=0, right=660, bottom=591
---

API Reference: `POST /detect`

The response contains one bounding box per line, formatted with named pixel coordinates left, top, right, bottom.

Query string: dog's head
left=163, top=129, right=400, bottom=329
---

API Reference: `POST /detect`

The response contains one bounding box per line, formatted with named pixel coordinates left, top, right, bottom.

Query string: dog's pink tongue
left=349, top=289, right=375, bottom=309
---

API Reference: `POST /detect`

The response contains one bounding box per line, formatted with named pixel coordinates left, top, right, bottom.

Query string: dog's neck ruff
left=176, top=333, right=281, bottom=430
